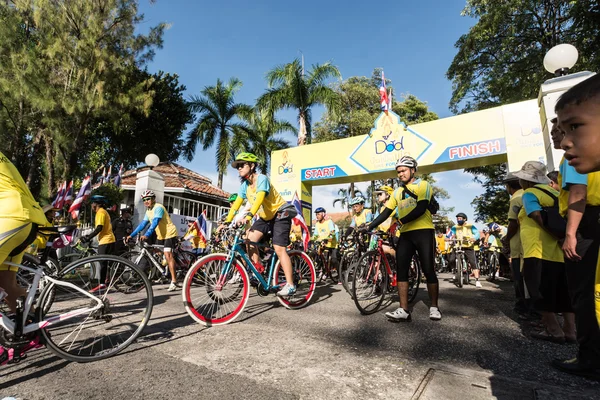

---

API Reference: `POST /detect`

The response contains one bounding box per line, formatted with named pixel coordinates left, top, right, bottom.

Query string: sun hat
left=513, top=161, right=551, bottom=184
left=502, top=172, right=520, bottom=183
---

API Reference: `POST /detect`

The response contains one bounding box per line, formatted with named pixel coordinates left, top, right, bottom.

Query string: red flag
left=290, top=192, right=310, bottom=251
left=64, top=180, right=74, bottom=206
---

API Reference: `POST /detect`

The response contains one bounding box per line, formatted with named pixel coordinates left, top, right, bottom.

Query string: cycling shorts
left=0, top=221, right=36, bottom=272
left=157, top=237, right=177, bottom=253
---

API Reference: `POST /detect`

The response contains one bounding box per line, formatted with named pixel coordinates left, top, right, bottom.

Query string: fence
left=163, top=194, right=229, bottom=222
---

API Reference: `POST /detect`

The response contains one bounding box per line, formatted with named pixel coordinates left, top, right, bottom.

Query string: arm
left=563, top=184, right=587, bottom=261
left=86, top=225, right=103, bottom=239
left=130, top=219, right=149, bottom=237
left=144, top=217, right=162, bottom=238
left=367, top=207, right=394, bottom=230
left=506, top=219, right=519, bottom=241
left=224, top=196, right=244, bottom=223
left=246, top=191, right=267, bottom=220
left=472, top=226, right=480, bottom=240
left=398, top=200, right=428, bottom=224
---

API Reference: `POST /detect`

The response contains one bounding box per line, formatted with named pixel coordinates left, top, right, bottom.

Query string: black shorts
left=523, top=257, right=572, bottom=313
left=157, top=237, right=177, bottom=252
left=250, top=214, right=293, bottom=248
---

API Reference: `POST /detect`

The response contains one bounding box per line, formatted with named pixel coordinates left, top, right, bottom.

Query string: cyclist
left=361, top=156, right=441, bottom=322
left=81, top=195, right=116, bottom=293
left=127, top=190, right=180, bottom=291
left=435, top=231, right=448, bottom=271
left=448, top=212, right=482, bottom=287
left=0, top=151, right=47, bottom=313
left=373, top=185, right=398, bottom=256
left=312, top=207, right=340, bottom=282
left=221, top=153, right=298, bottom=297
left=343, top=196, right=372, bottom=240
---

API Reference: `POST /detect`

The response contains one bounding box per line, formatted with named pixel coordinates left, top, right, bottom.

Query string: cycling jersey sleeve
left=365, top=210, right=373, bottom=223
left=144, top=217, right=162, bottom=238
left=471, top=225, right=480, bottom=240
left=349, top=217, right=356, bottom=228
left=225, top=196, right=244, bottom=223
left=368, top=207, right=393, bottom=230
left=328, top=220, right=339, bottom=241
left=247, top=191, right=267, bottom=219
left=522, top=192, right=542, bottom=215
left=130, top=214, right=150, bottom=237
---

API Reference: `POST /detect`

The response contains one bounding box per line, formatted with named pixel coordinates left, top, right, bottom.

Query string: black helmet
left=456, top=212, right=468, bottom=220
left=90, top=195, right=108, bottom=205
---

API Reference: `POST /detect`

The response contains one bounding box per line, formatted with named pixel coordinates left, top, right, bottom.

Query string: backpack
left=402, top=187, right=440, bottom=215
left=531, top=186, right=566, bottom=239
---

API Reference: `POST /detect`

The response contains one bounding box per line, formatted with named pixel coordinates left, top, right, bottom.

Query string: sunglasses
left=236, top=163, right=249, bottom=169
left=142, top=197, right=153, bottom=201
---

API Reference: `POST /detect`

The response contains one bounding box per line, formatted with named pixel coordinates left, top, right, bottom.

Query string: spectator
left=112, top=207, right=133, bottom=255
left=547, top=171, right=559, bottom=191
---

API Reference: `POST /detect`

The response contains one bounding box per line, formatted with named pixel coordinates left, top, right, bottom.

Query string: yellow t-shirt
left=507, top=189, right=524, bottom=258
left=452, top=224, right=478, bottom=249
left=518, top=184, right=563, bottom=262
left=435, top=235, right=446, bottom=253
left=240, top=174, right=287, bottom=221
left=385, top=179, right=433, bottom=233
left=290, top=224, right=303, bottom=242
left=145, top=203, right=178, bottom=240
left=376, top=205, right=398, bottom=233
left=558, top=157, right=600, bottom=216
left=313, top=219, right=338, bottom=248
left=95, top=207, right=116, bottom=245
left=350, top=209, right=373, bottom=227
left=185, top=226, right=206, bottom=249
left=0, top=152, right=46, bottom=224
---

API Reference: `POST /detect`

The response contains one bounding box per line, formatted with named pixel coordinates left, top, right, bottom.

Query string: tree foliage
left=466, top=163, right=510, bottom=225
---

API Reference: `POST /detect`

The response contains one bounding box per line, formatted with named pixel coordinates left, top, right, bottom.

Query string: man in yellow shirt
left=82, top=195, right=116, bottom=293
left=128, top=189, right=180, bottom=291
left=514, top=161, right=575, bottom=345
left=0, top=151, right=47, bottom=312
left=362, top=156, right=440, bottom=322
left=312, top=207, right=339, bottom=282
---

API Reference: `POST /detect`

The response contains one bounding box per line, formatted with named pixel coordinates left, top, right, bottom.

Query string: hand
left=81, top=235, right=90, bottom=243
left=140, top=235, right=148, bottom=242
left=562, top=233, right=581, bottom=261
left=357, top=224, right=369, bottom=233
left=216, top=224, right=226, bottom=233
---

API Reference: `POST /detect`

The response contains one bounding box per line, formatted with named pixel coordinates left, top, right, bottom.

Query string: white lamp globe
left=145, top=153, right=160, bottom=168
left=543, top=44, right=578, bottom=75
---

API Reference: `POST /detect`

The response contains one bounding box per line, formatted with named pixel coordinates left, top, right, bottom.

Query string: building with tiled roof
left=121, top=162, right=230, bottom=221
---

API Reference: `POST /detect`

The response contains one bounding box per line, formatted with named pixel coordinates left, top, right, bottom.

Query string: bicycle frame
left=134, top=245, right=168, bottom=276
left=0, top=261, right=104, bottom=336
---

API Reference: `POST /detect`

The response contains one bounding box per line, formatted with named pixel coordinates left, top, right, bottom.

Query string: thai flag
left=52, top=181, right=66, bottom=209
left=100, top=167, right=107, bottom=184
left=114, top=164, right=123, bottom=187
left=291, top=191, right=309, bottom=251
left=63, top=180, right=74, bottom=206
left=379, top=71, right=390, bottom=112
left=69, top=175, right=91, bottom=219
left=106, top=165, right=112, bottom=184
left=192, top=209, right=208, bottom=243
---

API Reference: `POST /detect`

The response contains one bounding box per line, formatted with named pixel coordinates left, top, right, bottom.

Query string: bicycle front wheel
left=352, top=250, right=387, bottom=315
left=37, top=255, right=153, bottom=362
left=274, top=250, right=316, bottom=309
left=182, top=253, right=250, bottom=326
left=407, top=255, right=421, bottom=303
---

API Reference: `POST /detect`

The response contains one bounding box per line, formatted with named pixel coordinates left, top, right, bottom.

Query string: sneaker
left=168, top=282, right=180, bottom=292
left=276, top=283, right=296, bottom=297
left=552, top=357, right=600, bottom=380
left=429, top=307, right=442, bottom=321
left=475, top=281, right=482, bottom=288
left=385, top=308, right=411, bottom=322
left=88, top=283, right=106, bottom=293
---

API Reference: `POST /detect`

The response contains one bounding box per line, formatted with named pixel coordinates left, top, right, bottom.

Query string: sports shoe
left=168, top=282, right=180, bottom=292
left=385, top=308, right=411, bottom=322
left=276, top=283, right=296, bottom=297
left=88, top=283, right=107, bottom=293
left=552, top=357, right=600, bottom=380
left=475, top=281, right=482, bottom=288
left=429, top=307, right=442, bottom=321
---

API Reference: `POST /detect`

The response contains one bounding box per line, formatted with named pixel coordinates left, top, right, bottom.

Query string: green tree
left=185, top=78, right=252, bottom=188
left=466, top=163, right=510, bottom=225
left=258, top=58, right=342, bottom=146
left=332, top=186, right=364, bottom=211
left=234, top=108, right=295, bottom=174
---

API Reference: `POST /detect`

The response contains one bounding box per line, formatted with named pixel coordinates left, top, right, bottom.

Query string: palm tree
left=258, top=59, right=341, bottom=146
left=234, top=108, right=296, bottom=174
left=333, top=186, right=364, bottom=211
left=185, top=78, right=251, bottom=188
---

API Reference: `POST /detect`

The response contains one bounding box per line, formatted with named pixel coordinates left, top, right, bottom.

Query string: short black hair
left=506, top=180, right=521, bottom=190
left=555, top=73, right=600, bottom=111
left=547, top=171, right=559, bottom=184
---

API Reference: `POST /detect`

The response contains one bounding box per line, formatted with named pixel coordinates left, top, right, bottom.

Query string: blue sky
left=138, top=0, right=487, bottom=225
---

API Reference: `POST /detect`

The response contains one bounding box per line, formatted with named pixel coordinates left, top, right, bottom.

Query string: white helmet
left=141, top=190, right=156, bottom=199
left=395, top=156, right=418, bottom=171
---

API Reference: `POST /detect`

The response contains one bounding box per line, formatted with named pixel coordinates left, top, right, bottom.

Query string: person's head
left=349, top=196, right=365, bottom=213
left=547, top=171, right=560, bottom=191
left=42, top=205, right=57, bottom=222
left=141, top=190, right=156, bottom=208
left=120, top=207, right=131, bottom=219
left=395, top=156, right=418, bottom=185
left=436, top=231, right=444, bottom=237
left=231, top=152, right=259, bottom=180
left=513, top=160, right=550, bottom=190
left=374, top=185, right=393, bottom=204
left=228, top=193, right=238, bottom=206
left=456, top=212, right=468, bottom=226
left=90, top=195, right=107, bottom=212
left=482, top=227, right=489, bottom=234
left=503, top=172, right=522, bottom=195
left=556, top=73, right=600, bottom=174
left=488, top=222, right=501, bottom=233
left=314, top=207, right=326, bottom=222
left=549, top=117, right=564, bottom=150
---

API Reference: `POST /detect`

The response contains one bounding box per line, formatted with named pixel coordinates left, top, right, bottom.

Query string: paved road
left=2, top=274, right=599, bottom=399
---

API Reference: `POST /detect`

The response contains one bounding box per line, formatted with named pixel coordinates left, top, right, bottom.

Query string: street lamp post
left=538, top=44, right=595, bottom=172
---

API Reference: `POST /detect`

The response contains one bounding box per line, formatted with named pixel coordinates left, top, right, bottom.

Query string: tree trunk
left=350, top=182, right=355, bottom=198
left=297, top=112, right=307, bottom=146
left=217, top=171, right=223, bottom=189
left=44, top=135, right=55, bottom=198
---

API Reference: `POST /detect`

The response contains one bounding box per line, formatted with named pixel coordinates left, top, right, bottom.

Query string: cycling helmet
left=375, top=185, right=394, bottom=196
left=395, top=156, right=418, bottom=171
left=488, top=222, right=500, bottom=231
left=349, top=196, right=365, bottom=206
left=456, top=212, right=468, bottom=220
left=141, top=190, right=156, bottom=199
left=228, top=193, right=238, bottom=202
left=90, top=195, right=108, bottom=205
left=314, top=207, right=326, bottom=214
left=482, top=227, right=489, bottom=233
left=231, top=152, right=260, bottom=168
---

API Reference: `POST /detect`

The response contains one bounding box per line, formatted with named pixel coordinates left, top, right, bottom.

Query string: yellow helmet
left=375, top=185, right=394, bottom=196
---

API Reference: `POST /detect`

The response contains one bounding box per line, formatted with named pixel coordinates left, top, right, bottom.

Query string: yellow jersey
left=95, top=207, right=116, bottom=245
left=385, top=179, right=434, bottom=233
left=507, top=189, right=524, bottom=258
left=145, top=203, right=178, bottom=240
left=313, top=219, right=338, bottom=248
left=239, top=174, right=287, bottom=221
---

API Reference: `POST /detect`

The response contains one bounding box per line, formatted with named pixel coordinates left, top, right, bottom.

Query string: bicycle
left=351, top=232, right=421, bottom=315
left=449, top=238, right=472, bottom=288
left=486, top=246, right=501, bottom=281
left=182, top=226, right=316, bottom=326
left=339, top=230, right=370, bottom=296
left=313, top=240, right=339, bottom=284
left=0, top=226, right=153, bottom=364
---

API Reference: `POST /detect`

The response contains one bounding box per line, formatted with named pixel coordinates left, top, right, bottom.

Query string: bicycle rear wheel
left=352, top=250, right=387, bottom=315
left=407, top=255, right=421, bottom=303
left=182, top=253, right=250, bottom=326
left=37, top=255, right=153, bottom=362
left=456, top=253, right=464, bottom=288
left=274, top=250, right=316, bottom=309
